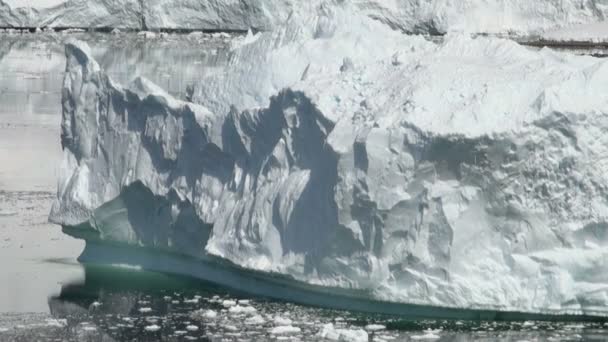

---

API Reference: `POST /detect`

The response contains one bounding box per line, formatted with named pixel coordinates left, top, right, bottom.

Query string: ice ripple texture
left=50, top=5, right=608, bottom=317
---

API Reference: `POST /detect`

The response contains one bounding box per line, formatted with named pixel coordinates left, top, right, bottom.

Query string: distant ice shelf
left=2, top=0, right=608, bottom=36
left=50, top=2, right=608, bottom=317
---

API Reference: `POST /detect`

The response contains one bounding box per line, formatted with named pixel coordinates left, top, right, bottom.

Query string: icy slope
left=51, top=7, right=608, bottom=316
left=2, top=0, right=608, bottom=35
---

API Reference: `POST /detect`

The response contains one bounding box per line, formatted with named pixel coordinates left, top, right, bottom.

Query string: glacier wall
left=2, top=0, right=608, bottom=35
left=50, top=5, right=608, bottom=316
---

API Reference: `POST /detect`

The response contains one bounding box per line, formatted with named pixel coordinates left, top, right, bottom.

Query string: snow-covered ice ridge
left=50, top=4, right=608, bottom=316
left=2, top=0, right=608, bottom=35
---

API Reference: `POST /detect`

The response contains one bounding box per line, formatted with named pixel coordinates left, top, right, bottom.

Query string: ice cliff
left=2, top=0, right=608, bottom=35
left=50, top=4, right=608, bottom=316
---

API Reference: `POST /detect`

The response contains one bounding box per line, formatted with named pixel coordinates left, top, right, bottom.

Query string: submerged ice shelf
left=50, top=4, right=608, bottom=318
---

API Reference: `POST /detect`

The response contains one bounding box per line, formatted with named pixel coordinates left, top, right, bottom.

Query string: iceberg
left=50, top=4, right=608, bottom=317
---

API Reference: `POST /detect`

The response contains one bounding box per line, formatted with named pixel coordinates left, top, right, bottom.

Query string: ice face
left=2, top=0, right=608, bottom=35
left=50, top=5, right=608, bottom=316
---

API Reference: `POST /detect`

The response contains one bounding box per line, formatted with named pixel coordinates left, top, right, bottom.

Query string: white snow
left=51, top=2, right=608, bottom=317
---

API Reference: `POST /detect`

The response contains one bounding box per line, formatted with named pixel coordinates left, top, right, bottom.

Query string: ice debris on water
left=317, top=323, right=368, bottom=342
left=365, top=324, right=386, bottom=331
left=229, top=305, right=257, bottom=314
left=411, top=329, right=442, bottom=340
left=270, top=325, right=301, bottom=335
left=274, top=316, right=293, bottom=326
left=221, top=300, right=237, bottom=308
left=186, top=325, right=199, bottom=332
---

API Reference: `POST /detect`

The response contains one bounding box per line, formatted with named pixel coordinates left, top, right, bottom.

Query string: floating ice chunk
left=186, top=325, right=199, bottom=332
left=245, top=315, right=265, bottom=325
left=270, top=325, right=301, bottom=334
left=365, top=324, right=386, bottom=331
left=184, top=298, right=199, bottom=304
left=202, top=310, right=218, bottom=319
left=222, top=300, right=237, bottom=308
left=139, top=307, right=153, bottom=313
left=52, top=6, right=608, bottom=317
left=274, top=316, right=293, bottom=326
left=317, top=323, right=368, bottom=342
left=45, top=319, right=67, bottom=328
left=229, top=305, right=257, bottom=314
left=144, top=324, right=161, bottom=332
left=411, top=329, right=441, bottom=340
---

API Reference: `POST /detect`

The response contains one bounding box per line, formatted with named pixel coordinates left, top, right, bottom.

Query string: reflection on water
left=0, top=32, right=233, bottom=119
left=0, top=32, right=234, bottom=315
left=30, top=264, right=608, bottom=341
